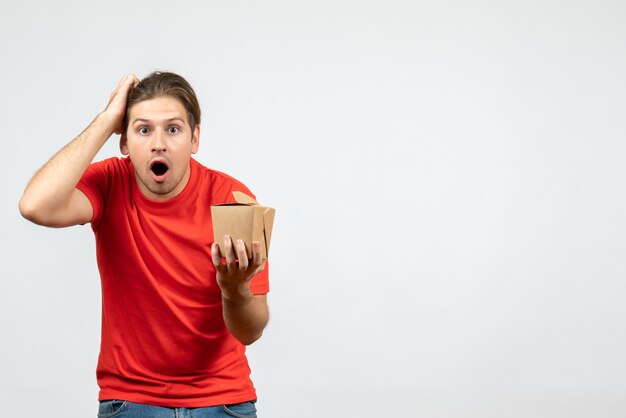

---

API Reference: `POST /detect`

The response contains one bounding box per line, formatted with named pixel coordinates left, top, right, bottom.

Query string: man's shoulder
left=89, top=156, right=131, bottom=171
left=81, top=157, right=131, bottom=184
left=192, top=159, right=256, bottom=201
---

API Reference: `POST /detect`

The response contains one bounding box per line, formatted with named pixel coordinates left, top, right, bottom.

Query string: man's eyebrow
left=166, top=117, right=185, bottom=123
left=132, top=117, right=185, bottom=125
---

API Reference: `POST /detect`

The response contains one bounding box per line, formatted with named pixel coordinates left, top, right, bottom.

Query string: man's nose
left=151, top=130, right=167, bottom=152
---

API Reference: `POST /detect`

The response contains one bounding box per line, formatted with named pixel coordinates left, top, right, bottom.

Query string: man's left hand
left=211, top=235, right=266, bottom=301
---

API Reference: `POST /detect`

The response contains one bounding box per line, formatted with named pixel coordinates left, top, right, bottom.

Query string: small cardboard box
left=211, top=191, right=275, bottom=259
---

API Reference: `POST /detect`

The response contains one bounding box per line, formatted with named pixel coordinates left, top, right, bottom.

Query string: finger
left=235, top=239, right=249, bottom=271
left=114, top=75, right=132, bottom=92
left=251, top=241, right=263, bottom=269
left=121, top=74, right=137, bottom=92
left=123, top=74, right=138, bottom=88
left=108, top=76, right=133, bottom=105
left=210, top=243, right=227, bottom=273
left=211, top=242, right=222, bottom=266
left=223, top=235, right=236, bottom=269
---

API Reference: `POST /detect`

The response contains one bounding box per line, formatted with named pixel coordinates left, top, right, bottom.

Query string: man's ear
left=120, top=133, right=129, bottom=155
left=191, top=125, right=200, bottom=154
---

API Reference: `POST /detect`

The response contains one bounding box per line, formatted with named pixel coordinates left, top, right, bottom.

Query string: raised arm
left=19, top=74, right=139, bottom=227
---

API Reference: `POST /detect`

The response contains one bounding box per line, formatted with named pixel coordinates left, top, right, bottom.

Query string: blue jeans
left=97, top=400, right=257, bottom=418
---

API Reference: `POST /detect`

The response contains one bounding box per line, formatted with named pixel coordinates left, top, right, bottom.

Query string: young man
left=19, top=72, right=269, bottom=417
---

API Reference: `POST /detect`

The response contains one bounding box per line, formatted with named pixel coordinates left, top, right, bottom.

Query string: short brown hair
left=125, top=71, right=201, bottom=131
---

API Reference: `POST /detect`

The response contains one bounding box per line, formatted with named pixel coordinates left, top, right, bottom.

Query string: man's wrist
left=96, top=110, right=122, bottom=136
left=221, top=284, right=255, bottom=304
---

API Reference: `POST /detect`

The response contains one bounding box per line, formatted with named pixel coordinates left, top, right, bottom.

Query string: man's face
left=121, top=96, right=200, bottom=201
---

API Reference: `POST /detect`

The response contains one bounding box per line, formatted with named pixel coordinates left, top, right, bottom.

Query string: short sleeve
left=249, top=261, right=270, bottom=294
left=76, top=158, right=114, bottom=228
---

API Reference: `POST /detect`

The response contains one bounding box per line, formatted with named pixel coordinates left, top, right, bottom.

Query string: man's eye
left=139, top=127, right=149, bottom=134
left=168, top=126, right=179, bottom=134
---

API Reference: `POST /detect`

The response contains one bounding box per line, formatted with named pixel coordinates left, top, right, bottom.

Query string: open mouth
left=150, top=160, right=170, bottom=180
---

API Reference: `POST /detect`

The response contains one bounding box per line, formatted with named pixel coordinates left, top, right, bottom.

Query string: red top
left=76, top=157, right=269, bottom=407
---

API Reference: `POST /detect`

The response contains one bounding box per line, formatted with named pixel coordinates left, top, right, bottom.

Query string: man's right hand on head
left=103, top=74, right=140, bottom=135
left=19, top=73, right=140, bottom=227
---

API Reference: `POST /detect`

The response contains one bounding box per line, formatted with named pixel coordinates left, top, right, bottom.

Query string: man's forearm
left=222, top=292, right=269, bottom=346
left=19, top=112, right=115, bottom=221
left=20, top=74, right=138, bottom=225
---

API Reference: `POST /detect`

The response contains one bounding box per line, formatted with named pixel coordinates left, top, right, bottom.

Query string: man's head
left=120, top=72, right=201, bottom=201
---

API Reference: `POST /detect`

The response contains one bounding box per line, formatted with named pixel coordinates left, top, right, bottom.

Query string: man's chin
left=139, top=179, right=176, bottom=200
left=136, top=171, right=186, bottom=200
left=148, top=184, right=174, bottom=195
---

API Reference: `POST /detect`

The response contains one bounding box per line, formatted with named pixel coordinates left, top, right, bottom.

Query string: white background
left=1, top=1, right=625, bottom=417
